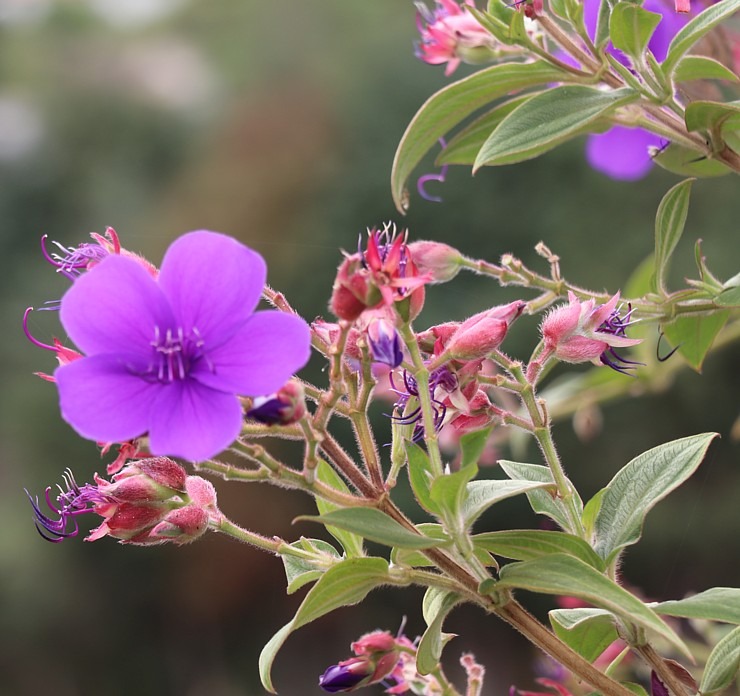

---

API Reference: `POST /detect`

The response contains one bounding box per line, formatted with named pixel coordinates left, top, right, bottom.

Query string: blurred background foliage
left=0, top=1, right=737, bottom=694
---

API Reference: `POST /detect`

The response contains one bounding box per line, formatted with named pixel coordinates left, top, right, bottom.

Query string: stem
left=498, top=603, right=636, bottom=696
left=214, top=516, right=283, bottom=554
left=320, top=432, right=378, bottom=499
left=636, top=644, right=692, bottom=696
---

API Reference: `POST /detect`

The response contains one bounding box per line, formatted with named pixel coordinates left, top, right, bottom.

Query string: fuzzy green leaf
left=281, top=538, right=342, bottom=594
left=498, top=555, right=690, bottom=657
left=460, top=426, right=493, bottom=470
left=259, top=557, right=390, bottom=692
left=652, top=143, right=733, bottom=178
left=716, top=284, right=740, bottom=307
left=391, top=523, right=453, bottom=568
left=473, top=86, right=637, bottom=169
left=656, top=588, right=740, bottom=624
left=654, top=178, right=694, bottom=293
left=499, top=460, right=581, bottom=530
left=417, top=589, right=461, bottom=675
left=463, top=480, right=553, bottom=528
left=675, top=56, right=740, bottom=83
left=593, top=433, right=718, bottom=563
left=609, top=4, right=662, bottom=58
left=299, top=508, right=443, bottom=549
left=685, top=100, right=740, bottom=133
left=550, top=608, right=619, bottom=662
left=316, top=459, right=364, bottom=557
left=663, top=0, right=740, bottom=75
left=662, top=311, right=730, bottom=371
left=473, top=529, right=606, bottom=570
left=700, top=625, right=740, bottom=694
left=391, top=61, right=565, bottom=212
left=406, top=441, right=439, bottom=515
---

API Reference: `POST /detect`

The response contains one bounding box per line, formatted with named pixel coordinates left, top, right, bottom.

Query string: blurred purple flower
left=579, top=0, right=688, bottom=180
left=55, top=230, right=311, bottom=461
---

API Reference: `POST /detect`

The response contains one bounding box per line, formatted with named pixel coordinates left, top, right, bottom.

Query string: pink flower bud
left=185, top=475, right=218, bottom=510
left=148, top=504, right=209, bottom=544
left=247, top=381, right=307, bottom=425
left=445, top=301, right=525, bottom=361
left=408, top=240, right=463, bottom=283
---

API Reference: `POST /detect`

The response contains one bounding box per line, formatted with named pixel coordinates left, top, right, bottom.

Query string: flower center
left=148, top=325, right=209, bottom=383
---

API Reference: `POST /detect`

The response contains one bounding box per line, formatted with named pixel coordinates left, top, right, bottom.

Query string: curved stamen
left=23, top=308, right=58, bottom=352
left=656, top=331, right=680, bottom=362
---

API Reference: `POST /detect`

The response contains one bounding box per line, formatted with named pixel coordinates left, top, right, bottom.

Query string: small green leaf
left=656, top=588, right=740, bottom=624
left=700, top=625, right=740, bottom=694
left=498, top=555, right=690, bottom=657
left=406, top=441, right=439, bottom=515
left=281, top=538, right=342, bottom=594
left=439, top=95, right=534, bottom=165
left=685, top=100, right=740, bottom=133
left=499, top=460, right=582, bottom=530
left=391, top=523, right=453, bottom=568
left=474, top=86, right=638, bottom=169
left=473, top=529, right=605, bottom=570
left=299, top=508, right=443, bottom=549
left=652, top=143, right=733, bottom=178
left=460, top=426, right=493, bottom=470
left=675, top=56, right=740, bottom=83
left=259, top=557, right=390, bottom=692
left=391, top=61, right=565, bottom=212
left=462, top=479, right=553, bottom=528
left=417, top=589, right=461, bottom=675
left=716, top=285, right=740, bottom=307
left=430, top=466, right=478, bottom=524
left=662, top=311, right=730, bottom=371
left=654, top=178, right=694, bottom=293
left=582, top=488, right=605, bottom=540
left=663, top=0, right=740, bottom=75
left=550, top=608, right=619, bottom=662
left=316, top=460, right=364, bottom=557
left=609, top=4, right=662, bottom=59
left=593, top=433, right=718, bottom=563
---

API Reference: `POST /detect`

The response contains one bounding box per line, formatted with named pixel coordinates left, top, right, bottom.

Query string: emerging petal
left=147, top=380, right=244, bottom=461
left=56, top=355, right=159, bottom=444
left=585, top=128, right=662, bottom=181
left=158, top=230, right=267, bottom=347
left=60, top=255, right=174, bottom=358
left=193, top=311, right=311, bottom=396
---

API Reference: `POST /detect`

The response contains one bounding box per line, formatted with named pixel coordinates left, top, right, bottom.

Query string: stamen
left=23, top=308, right=58, bottom=352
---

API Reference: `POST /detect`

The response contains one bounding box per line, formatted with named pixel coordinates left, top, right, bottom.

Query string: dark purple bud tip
left=247, top=397, right=287, bottom=425
left=318, top=664, right=367, bottom=693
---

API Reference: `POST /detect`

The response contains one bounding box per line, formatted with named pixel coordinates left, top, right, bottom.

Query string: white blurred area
left=0, top=95, right=44, bottom=161
left=0, top=0, right=52, bottom=25
left=88, top=0, right=185, bottom=28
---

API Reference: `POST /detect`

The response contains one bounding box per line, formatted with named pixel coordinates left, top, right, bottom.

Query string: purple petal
left=643, top=0, right=689, bottom=62
left=157, top=230, right=267, bottom=347
left=147, top=380, right=244, bottom=461
left=192, top=311, right=311, bottom=395
left=60, top=255, right=174, bottom=358
left=56, top=355, right=158, bottom=443
left=585, top=127, right=662, bottom=180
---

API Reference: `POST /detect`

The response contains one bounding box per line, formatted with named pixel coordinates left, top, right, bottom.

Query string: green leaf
left=460, top=426, right=493, bottom=470
left=259, top=557, right=390, bottom=692
left=417, top=589, right=461, bottom=675
left=316, top=459, right=364, bottom=557
left=499, top=460, right=582, bottom=530
left=391, top=523, right=453, bottom=568
left=406, top=441, right=439, bottom=515
left=663, top=0, right=740, bottom=75
left=656, top=588, right=740, bottom=624
left=662, top=311, right=730, bottom=371
left=299, top=508, right=443, bottom=549
left=700, top=625, right=740, bottom=694
left=474, top=86, right=638, bottom=169
left=685, top=100, right=740, bottom=133
left=654, top=178, right=694, bottom=293
left=675, top=55, right=740, bottom=83
left=439, top=95, right=535, bottom=165
left=609, top=4, right=662, bottom=59
left=581, top=488, right=605, bottom=540
left=473, top=529, right=606, bottom=570
left=391, top=61, right=565, bottom=212
left=716, top=285, right=740, bottom=307
left=550, top=608, right=619, bottom=662
left=498, top=554, right=690, bottom=657
left=652, top=142, right=733, bottom=178
left=281, top=538, right=342, bottom=594
left=462, top=479, right=553, bottom=528
left=593, top=433, right=718, bottom=563
left=430, top=465, right=478, bottom=524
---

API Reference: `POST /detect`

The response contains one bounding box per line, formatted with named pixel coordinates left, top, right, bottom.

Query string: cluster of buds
left=26, top=457, right=220, bottom=546
left=319, top=629, right=440, bottom=694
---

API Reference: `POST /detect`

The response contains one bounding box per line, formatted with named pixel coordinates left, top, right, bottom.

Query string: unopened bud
left=445, top=301, right=525, bottom=361
left=247, top=381, right=307, bottom=425
left=367, top=319, right=403, bottom=368
left=148, top=504, right=209, bottom=544
left=408, top=240, right=464, bottom=283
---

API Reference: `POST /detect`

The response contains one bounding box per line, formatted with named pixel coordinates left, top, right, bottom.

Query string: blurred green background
left=1, top=1, right=738, bottom=694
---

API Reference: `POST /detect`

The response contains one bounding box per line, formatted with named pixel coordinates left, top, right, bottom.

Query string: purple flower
left=54, top=230, right=311, bottom=461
